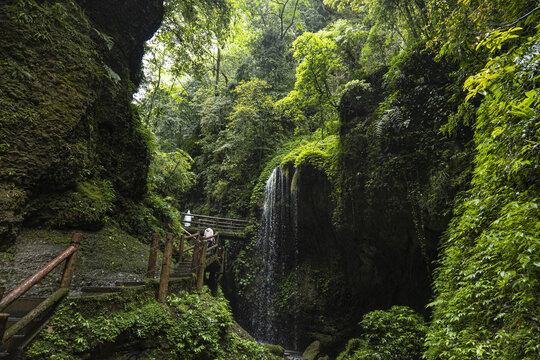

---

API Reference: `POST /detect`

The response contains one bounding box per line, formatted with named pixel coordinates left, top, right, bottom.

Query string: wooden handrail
left=0, top=233, right=81, bottom=312
left=196, top=240, right=207, bottom=293
left=186, top=219, right=246, bottom=229
left=146, top=230, right=226, bottom=299
left=0, top=233, right=81, bottom=343
left=2, top=288, right=67, bottom=343
left=207, top=244, right=220, bottom=253
left=201, top=232, right=220, bottom=241
left=184, top=232, right=200, bottom=239
left=181, top=213, right=249, bottom=223
left=158, top=233, right=174, bottom=304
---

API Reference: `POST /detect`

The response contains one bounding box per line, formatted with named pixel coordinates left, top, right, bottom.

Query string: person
left=204, top=228, right=215, bottom=254
left=183, top=210, right=192, bottom=227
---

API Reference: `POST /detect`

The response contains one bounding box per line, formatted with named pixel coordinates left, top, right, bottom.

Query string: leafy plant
left=425, top=21, right=540, bottom=360
left=337, top=306, right=427, bottom=360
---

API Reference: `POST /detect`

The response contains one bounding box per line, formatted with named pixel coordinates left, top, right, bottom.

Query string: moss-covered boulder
left=303, top=340, right=321, bottom=360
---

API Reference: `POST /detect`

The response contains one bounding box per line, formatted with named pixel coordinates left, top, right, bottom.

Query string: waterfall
left=251, top=166, right=299, bottom=348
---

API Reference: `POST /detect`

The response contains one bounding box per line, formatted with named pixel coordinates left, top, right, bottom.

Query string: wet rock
left=302, top=340, right=321, bottom=360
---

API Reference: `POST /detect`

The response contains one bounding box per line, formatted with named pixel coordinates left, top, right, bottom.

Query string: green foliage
left=281, top=132, right=339, bottom=181
left=148, top=148, right=195, bottom=198
left=426, top=0, right=536, bottom=59
left=279, top=30, right=344, bottom=135
left=197, top=78, right=285, bottom=216
left=155, top=0, right=233, bottom=79
left=337, top=306, right=427, bottom=360
left=25, top=288, right=279, bottom=360
left=425, top=22, right=540, bottom=360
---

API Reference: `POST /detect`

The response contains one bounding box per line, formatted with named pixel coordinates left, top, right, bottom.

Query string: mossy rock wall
left=0, top=0, right=163, bottom=244
left=0, top=225, right=160, bottom=297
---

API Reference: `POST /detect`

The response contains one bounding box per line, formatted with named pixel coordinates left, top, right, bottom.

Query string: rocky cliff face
left=0, top=0, right=163, bottom=245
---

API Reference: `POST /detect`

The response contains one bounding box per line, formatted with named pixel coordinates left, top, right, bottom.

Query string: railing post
left=217, top=233, right=225, bottom=274
left=179, top=235, right=185, bottom=263
left=0, top=313, right=8, bottom=342
left=60, top=233, right=82, bottom=289
left=191, top=235, right=201, bottom=272
left=147, top=233, right=159, bottom=279
left=158, top=233, right=173, bottom=304
left=196, top=240, right=207, bottom=294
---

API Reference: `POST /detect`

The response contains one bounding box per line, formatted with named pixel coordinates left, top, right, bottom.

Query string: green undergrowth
left=25, top=287, right=279, bottom=360
left=337, top=306, right=427, bottom=360
left=425, top=24, right=540, bottom=360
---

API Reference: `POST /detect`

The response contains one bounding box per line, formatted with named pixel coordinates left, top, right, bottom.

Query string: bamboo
left=2, top=287, right=68, bottom=343
left=196, top=240, right=207, bottom=293
left=60, top=233, right=82, bottom=288
left=147, top=233, right=160, bottom=278
left=158, top=233, right=173, bottom=304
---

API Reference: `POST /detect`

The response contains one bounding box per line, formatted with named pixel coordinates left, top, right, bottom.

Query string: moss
left=264, top=344, right=285, bottom=357
left=0, top=245, right=16, bottom=262
left=280, top=133, right=339, bottom=182
left=26, top=179, right=116, bottom=230
left=0, top=0, right=154, bottom=243
left=303, top=340, right=322, bottom=360
left=249, top=133, right=339, bottom=211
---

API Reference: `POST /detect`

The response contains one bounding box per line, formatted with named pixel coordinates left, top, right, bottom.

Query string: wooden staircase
left=1, top=230, right=226, bottom=358
left=173, top=258, right=194, bottom=278
left=0, top=298, right=49, bottom=358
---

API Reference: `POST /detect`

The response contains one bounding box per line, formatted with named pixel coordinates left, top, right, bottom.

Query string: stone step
left=115, top=281, right=146, bottom=287
left=80, top=286, right=121, bottom=294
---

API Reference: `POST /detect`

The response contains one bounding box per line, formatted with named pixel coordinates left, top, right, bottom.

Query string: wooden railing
left=180, top=213, right=248, bottom=234
left=0, top=233, right=81, bottom=344
left=146, top=231, right=224, bottom=300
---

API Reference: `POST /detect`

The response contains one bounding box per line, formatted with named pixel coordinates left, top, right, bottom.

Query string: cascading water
left=251, top=166, right=299, bottom=349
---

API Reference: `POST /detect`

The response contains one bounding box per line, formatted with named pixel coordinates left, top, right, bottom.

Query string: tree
left=278, top=30, right=344, bottom=136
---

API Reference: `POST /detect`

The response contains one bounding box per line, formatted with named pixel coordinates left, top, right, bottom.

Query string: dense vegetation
left=25, top=287, right=279, bottom=360
left=1, top=0, right=538, bottom=358
left=134, top=0, right=539, bottom=358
